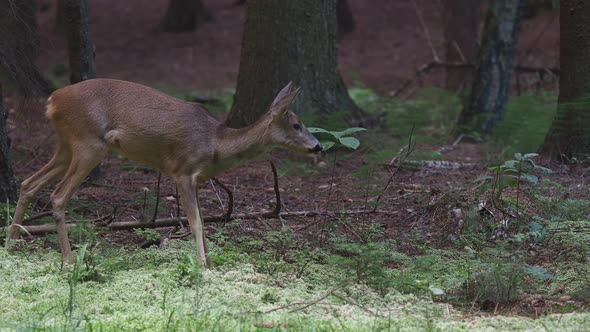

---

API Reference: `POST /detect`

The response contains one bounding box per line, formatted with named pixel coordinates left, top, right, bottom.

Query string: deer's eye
left=293, top=124, right=302, bottom=131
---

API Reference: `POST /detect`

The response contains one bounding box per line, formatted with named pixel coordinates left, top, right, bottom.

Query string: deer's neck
left=213, top=119, right=271, bottom=169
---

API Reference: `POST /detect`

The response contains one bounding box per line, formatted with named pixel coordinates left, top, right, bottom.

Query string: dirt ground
left=3, top=0, right=574, bottom=317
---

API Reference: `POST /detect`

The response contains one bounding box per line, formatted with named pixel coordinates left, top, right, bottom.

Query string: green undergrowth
left=1, top=227, right=589, bottom=331
left=156, top=86, right=235, bottom=116
left=348, top=87, right=557, bottom=165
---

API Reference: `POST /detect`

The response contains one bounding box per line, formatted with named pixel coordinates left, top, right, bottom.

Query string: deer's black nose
left=310, top=144, right=323, bottom=153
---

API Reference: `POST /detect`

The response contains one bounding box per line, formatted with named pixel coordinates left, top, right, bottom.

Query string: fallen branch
left=262, top=281, right=352, bottom=314
left=6, top=209, right=393, bottom=235
left=23, top=211, right=55, bottom=223
left=391, top=61, right=560, bottom=97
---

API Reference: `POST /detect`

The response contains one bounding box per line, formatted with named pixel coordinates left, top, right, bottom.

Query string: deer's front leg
left=175, top=175, right=208, bottom=266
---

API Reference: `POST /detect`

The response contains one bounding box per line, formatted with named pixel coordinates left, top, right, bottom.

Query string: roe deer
left=7, top=79, right=322, bottom=265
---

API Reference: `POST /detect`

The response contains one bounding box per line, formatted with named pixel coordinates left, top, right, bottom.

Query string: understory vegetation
left=1, top=88, right=589, bottom=331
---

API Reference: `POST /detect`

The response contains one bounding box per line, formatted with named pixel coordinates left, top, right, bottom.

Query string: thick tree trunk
left=0, top=83, right=17, bottom=202
left=0, top=0, right=47, bottom=202
left=158, top=0, right=213, bottom=32
left=443, top=0, right=478, bottom=92
left=65, top=0, right=100, bottom=179
left=539, top=0, right=590, bottom=161
left=226, top=0, right=361, bottom=128
left=455, top=0, right=524, bottom=137
left=0, top=0, right=49, bottom=96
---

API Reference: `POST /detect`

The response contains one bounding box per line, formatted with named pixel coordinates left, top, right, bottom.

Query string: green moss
left=488, top=93, right=557, bottom=161
left=1, top=235, right=589, bottom=331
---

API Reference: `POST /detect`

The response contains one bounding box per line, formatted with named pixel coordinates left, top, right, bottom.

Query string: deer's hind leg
left=7, top=145, right=71, bottom=241
left=49, top=141, right=108, bottom=263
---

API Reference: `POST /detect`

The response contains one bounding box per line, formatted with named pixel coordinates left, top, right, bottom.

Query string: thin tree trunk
left=55, top=0, right=66, bottom=33
left=0, top=83, right=17, bottom=202
left=443, top=0, right=478, bottom=92
left=158, top=0, right=213, bottom=32
left=226, top=0, right=361, bottom=128
left=66, top=0, right=96, bottom=83
left=337, top=0, right=355, bottom=37
left=65, top=0, right=100, bottom=179
left=455, top=0, right=524, bottom=137
left=539, top=0, right=590, bottom=161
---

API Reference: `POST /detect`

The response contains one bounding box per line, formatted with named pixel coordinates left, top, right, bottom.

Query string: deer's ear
left=270, top=84, right=301, bottom=117
left=270, top=82, right=294, bottom=108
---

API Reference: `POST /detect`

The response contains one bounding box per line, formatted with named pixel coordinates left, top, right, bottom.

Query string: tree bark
left=443, top=0, right=479, bottom=92
left=226, top=0, right=361, bottom=128
left=0, top=83, right=17, bottom=202
left=0, top=0, right=48, bottom=202
left=539, top=0, right=590, bottom=161
left=65, top=0, right=100, bottom=179
left=66, top=0, right=96, bottom=83
left=55, top=0, right=66, bottom=33
left=455, top=0, right=524, bottom=137
left=158, top=0, right=214, bottom=32
left=0, top=0, right=49, bottom=96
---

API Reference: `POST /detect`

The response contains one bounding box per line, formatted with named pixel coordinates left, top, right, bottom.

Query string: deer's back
left=47, top=79, right=221, bottom=173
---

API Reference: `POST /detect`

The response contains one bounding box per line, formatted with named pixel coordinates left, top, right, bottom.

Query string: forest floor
left=3, top=1, right=588, bottom=331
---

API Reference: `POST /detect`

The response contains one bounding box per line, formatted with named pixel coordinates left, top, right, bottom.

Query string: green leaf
left=524, top=266, right=554, bottom=281
left=338, top=137, right=361, bottom=150
left=428, top=286, right=445, bottom=296
left=475, top=175, right=495, bottom=182
left=521, top=173, right=538, bottom=183
left=514, top=153, right=523, bottom=160
left=332, top=127, right=367, bottom=138
left=521, top=159, right=535, bottom=172
left=501, top=160, right=518, bottom=169
left=488, top=166, right=502, bottom=173
left=307, top=127, right=331, bottom=134
left=534, top=165, right=553, bottom=173
left=523, top=153, right=539, bottom=159
left=321, top=141, right=335, bottom=151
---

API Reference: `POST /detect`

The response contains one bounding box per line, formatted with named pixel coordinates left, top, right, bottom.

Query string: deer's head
left=266, top=82, right=322, bottom=154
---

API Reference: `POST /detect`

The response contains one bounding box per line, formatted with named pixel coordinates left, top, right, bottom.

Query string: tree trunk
left=66, top=0, right=96, bottom=83
left=65, top=0, right=100, bottom=179
left=0, top=0, right=49, bottom=96
left=0, top=83, right=17, bottom=202
left=55, top=0, right=66, bottom=33
left=226, top=0, right=361, bottom=129
left=539, top=0, right=590, bottom=161
left=0, top=0, right=47, bottom=202
left=455, top=0, right=524, bottom=137
left=337, top=0, right=355, bottom=37
left=443, top=0, right=478, bottom=92
left=158, top=0, right=213, bottom=32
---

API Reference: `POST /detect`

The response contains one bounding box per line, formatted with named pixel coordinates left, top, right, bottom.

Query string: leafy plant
left=307, top=127, right=366, bottom=151
left=329, top=241, right=393, bottom=296
left=134, top=228, right=161, bottom=242
left=477, top=153, right=552, bottom=214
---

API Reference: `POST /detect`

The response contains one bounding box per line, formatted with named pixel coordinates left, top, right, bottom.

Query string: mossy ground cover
left=1, top=237, right=589, bottom=331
